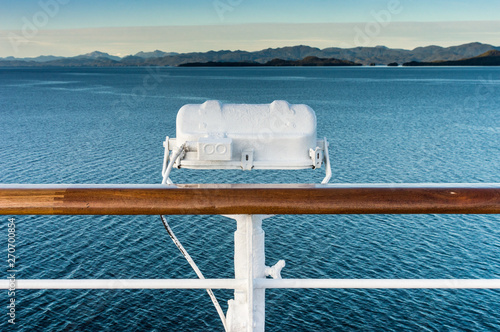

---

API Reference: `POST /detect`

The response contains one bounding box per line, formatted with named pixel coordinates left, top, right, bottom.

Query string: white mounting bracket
left=265, top=260, right=286, bottom=280
left=241, top=150, right=254, bottom=170
left=321, top=137, right=331, bottom=184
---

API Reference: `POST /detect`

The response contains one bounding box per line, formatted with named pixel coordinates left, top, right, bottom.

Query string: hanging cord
left=160, top=143, right=228, bottom=332
left=162, top=143, right=185, bottom=185
left=160, top=215, right=228, bottom=332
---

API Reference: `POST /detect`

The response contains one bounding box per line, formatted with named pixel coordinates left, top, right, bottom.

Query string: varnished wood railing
left=1, top=183, right=500, bottom=215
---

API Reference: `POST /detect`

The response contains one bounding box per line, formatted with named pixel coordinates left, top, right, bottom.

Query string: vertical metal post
left=226, top=215, right=270, bottom=332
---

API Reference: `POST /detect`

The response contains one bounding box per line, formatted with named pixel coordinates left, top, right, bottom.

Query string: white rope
left=160, top=215, right=228, bottom=332
left=161, top=143, right=185, bottom=185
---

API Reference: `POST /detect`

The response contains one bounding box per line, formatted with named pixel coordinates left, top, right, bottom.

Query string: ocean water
left=0, top=66, right=500, bottom=331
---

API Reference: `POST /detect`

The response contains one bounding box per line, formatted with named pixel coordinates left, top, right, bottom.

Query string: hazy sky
left=0, top=0, right=499, bottom=57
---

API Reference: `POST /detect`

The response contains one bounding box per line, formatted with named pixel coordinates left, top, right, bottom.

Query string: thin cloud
left=1, top=21, right=499, bottom=57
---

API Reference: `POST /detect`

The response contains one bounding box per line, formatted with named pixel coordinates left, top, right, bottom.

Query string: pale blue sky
left=0, top=0, right=499, bottom=57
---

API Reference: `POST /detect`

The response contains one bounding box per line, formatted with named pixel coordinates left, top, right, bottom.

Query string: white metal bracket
left=241, top=150, right=254, bottom=171
left=309, top=146, right=324, bottom=169
left=321, top=137, right=332, bottom=184
left=265, top=260, right=286, bottom=280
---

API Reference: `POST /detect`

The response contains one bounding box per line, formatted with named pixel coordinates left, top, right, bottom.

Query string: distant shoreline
left=2, top=65, right=500, bottom=69
left=402, top=50, right=500, bottom=66
left=1, top=52, right=500, bottom=68
left=179, top=56, right=362, bottom=67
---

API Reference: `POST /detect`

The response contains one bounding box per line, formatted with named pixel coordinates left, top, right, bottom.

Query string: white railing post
left=226, top=215, right=271, bottom=332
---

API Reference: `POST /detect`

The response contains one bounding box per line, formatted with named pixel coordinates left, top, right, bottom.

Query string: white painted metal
left=255, top=279, right=500, bottom=289
left=265, top=260, right=285, bottom=280
left=225, top=214, right=272, bottom=332
left=4, top=278, right=500, bottom=290
left=320, top=137, right=331, bottom=184
left=165, top=100, right=327, bottom=171
left=159, top=98, right=335, bottom=332
left=2, top=279, right=244, bottom=289
left=161, top=142, right=185, bottom=185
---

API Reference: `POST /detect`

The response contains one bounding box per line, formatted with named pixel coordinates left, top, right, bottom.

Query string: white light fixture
left=160, top=100, right=332, bottom=331
left=162, top=100, right=331, bottom=184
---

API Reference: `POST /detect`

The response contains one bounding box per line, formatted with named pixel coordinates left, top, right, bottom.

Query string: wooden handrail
left=1, top=184, right=500, bottom=215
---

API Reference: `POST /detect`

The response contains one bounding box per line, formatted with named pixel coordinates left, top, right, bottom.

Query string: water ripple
left=1, top=67, right=500, bottom=331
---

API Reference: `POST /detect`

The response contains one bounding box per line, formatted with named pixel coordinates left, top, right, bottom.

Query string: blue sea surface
left=1, top=66, right=500, bottom=331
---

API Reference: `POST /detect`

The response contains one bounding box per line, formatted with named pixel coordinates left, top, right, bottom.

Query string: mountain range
left=1, top=42, right=499, bottom=67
